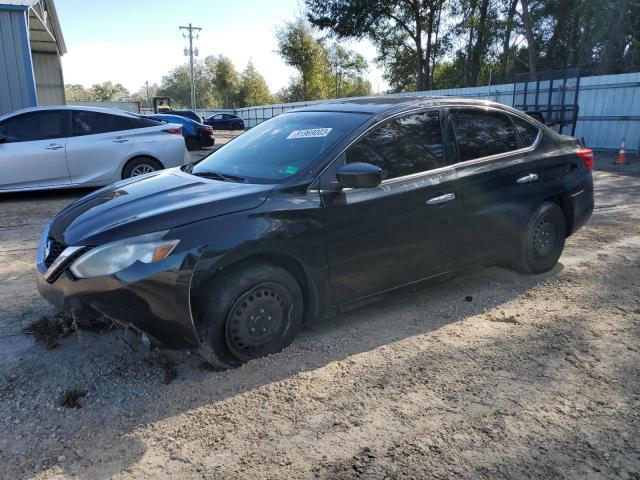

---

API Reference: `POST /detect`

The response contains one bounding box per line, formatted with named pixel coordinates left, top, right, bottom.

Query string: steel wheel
left=512, top=201, right=566, bottom=274
left=225, top=282, right=293, bottom=361
left=198, top=262, right=304, bottom=369
left=531, top=215, right=557, bottom=259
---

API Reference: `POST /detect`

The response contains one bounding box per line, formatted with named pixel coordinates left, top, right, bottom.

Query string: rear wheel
left=122, top=157, right=162, bottom=179
left=231, top=122, right=242, bottom=130
left=186, top=137, right=202, bottom=151
left=198, top=263, right=303, bottom=369
left=512, top=202, right=566, bottom=274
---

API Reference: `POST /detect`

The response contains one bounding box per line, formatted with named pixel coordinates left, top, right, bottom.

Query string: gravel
left=0, top=151, right=638, bottom=479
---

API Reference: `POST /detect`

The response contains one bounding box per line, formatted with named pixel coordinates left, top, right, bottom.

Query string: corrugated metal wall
left=31, top=52, right=65, bottom=105
left=230, top=72, right=640, bottom=152
left=0, top=7, right=37, bottom=114
left=32, top=52, right=65, bottom=105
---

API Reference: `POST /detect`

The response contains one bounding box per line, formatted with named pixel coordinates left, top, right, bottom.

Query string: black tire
left=231, top=122, right=242, bottom=130
left=122, top=157, right=163, bottom=179
left=512, top=202, right=566, bottom=274
left=198, top=263, right=303, bottom=369
left=186, top=137, right=202, bottom=151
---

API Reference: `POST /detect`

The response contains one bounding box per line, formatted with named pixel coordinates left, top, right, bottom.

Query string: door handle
left=516, top=173, right=539, bottom=184
left=113, top=138, right=129, bottom=143
left=45, top=144, right=63, bottom=150
left=426, top=192, right=456, bottom=205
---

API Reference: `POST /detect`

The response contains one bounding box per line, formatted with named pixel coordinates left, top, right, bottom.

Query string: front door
left=0, top=110, right=70, bottom=190
left=321, top=109, right=462, bottom=304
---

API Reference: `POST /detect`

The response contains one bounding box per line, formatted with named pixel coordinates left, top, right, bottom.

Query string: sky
left=56, top=0, right=389, bottom=96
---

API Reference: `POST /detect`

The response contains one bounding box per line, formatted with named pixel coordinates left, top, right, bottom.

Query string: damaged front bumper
left=36, top=230, right=202, bottom=349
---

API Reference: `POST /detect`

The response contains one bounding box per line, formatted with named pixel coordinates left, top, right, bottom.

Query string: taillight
left=205, top=126, right=213, bottom=134
left=577, top=148, right=594, bottom=172
left=163, top=127, right=181, bottom=135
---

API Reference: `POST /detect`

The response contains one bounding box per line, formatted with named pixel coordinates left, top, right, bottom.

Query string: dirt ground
left=0, top=151, right=639, bottom=480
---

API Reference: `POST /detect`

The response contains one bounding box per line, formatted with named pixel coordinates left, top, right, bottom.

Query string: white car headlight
left=69, top=231, right=180, bottom=279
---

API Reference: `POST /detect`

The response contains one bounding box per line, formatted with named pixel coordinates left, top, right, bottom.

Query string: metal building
left=0, top=0, right=66, bottom=115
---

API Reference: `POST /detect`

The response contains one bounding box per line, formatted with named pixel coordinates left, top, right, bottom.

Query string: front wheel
left=198, top=263, right=303, bottom=369
left=512, top=202, right=567, bottom=274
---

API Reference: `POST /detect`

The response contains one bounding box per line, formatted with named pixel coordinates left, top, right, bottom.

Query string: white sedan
left=0, top=106, right=189, bottom=192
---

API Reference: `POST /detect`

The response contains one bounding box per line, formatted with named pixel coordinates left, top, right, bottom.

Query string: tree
left=238, top=60, right=274, bottom=106
left=306, top=0, right=446, bottom=91
left=327, top=43, right=368, bottom=97
left=497, top=0, right=519, bottom=83
left=88, top=82, right=130, bottom=102
left=206, top=55, right=240, bottom=108
left=64, top=84, right=91, bottom=102
left=129, top=82, right=159, bottom=107
left=276, top=18, right=332, bottom=100
left=519, top=0, right=537, bottom=73
left=157, top=62, right=215, bottom=108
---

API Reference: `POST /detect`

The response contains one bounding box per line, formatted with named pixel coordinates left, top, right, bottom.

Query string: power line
left=179, top=23, right=202, bottom=110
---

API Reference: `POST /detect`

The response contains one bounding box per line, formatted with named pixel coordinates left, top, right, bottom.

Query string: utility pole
left=179, top=23, right=202, bottom=110
left=145, top=81, right=149, bottom=107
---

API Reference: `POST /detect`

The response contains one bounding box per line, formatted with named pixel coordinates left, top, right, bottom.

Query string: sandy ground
left=0, top=151, right=638, bottom=479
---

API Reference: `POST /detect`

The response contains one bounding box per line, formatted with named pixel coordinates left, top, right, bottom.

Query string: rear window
left=191, top=112, right=368, bottom=183
left=72, top=111, right=132, bottom=136
left=450, top=109, right=520, bottom=162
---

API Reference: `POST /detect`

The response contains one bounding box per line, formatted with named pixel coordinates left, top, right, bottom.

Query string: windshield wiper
left=189, top=170, right=247, bottom=183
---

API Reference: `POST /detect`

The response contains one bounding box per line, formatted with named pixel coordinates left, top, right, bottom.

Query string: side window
left=345, top=110, right=444, bottom=180
left=511, top=115, right=540, bottom=147
left=450, top=109, right=520, bottom=162
left=71, top=111, right=132, bottom=136
left=0, top=111, right=66, bottom=142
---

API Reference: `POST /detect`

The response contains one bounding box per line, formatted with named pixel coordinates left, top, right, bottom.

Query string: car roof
left=0, top=105, right=139, bottom=121
left=153, top=113, right=201, bottom=124
left=289, top=96, right=516, bottom=116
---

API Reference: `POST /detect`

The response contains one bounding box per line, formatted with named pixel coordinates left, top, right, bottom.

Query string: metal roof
left=0, top=0, right=66, bottom=55
left=0, top=1, right=39, bottom=5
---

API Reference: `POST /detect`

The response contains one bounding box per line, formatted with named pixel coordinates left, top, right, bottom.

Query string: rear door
left=448, top=107, right=544, bottom=263
left=66, top=111, right=136, bottom=184
left=0, top=110, right=70, bottom=190
left=322, top=109, right=462, bottom=304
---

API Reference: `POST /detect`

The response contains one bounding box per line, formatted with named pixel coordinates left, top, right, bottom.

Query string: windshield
left=190, top=111, right=368, bottom=183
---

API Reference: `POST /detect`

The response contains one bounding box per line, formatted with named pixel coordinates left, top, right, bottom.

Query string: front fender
left=173, top=190, right=331, bottom=322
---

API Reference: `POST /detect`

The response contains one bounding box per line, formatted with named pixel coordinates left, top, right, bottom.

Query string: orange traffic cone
left=616, top=137, right=628, bottom=165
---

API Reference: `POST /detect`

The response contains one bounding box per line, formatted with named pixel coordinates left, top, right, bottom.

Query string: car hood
left=50, top=169, right=273, bottom=246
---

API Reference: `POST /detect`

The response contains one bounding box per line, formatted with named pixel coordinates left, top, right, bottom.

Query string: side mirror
left=336, top=162, right=382, bottom=189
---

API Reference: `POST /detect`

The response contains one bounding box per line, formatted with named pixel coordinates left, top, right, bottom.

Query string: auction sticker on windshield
left=287, top=128, right=332, bottom=139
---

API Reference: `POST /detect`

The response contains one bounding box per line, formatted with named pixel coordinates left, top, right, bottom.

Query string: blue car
left=147, top=114, right=214, bottom=151
left=204, top=113, right=245, bottom=130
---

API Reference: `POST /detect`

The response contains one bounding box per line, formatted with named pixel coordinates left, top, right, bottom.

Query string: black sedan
left=204, top=113, right=244, bottom=130
left=36, top=97, right=594, bottom=368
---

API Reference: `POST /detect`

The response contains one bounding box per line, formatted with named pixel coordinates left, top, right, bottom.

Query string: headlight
left=69, top=231, right=180, bottom=279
